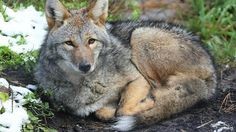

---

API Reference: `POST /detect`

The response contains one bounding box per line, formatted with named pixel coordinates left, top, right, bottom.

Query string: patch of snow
left=0, top=35, right=18, bottom=46
left=0, top=99, right=29, bottom=132
left=0, top=78, right=10, bottom=88
left=211, top=121, right=234, bottom=132
left=0, top=5, right=48, bottom=53
left=26, top=84, right=37, bottom=91
left=0, top=78, right=32, bottom=132
left=10, top=85, right=32, bottom=105
left=3, top=5, right=16, bottom=19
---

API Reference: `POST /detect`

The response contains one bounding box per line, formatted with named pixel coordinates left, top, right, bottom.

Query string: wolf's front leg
left=95, top=103, right=117, bottom=121
left=116, top=76, right=155, bottom=116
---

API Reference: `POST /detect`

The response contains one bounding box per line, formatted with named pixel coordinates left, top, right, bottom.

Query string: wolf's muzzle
left=79, top=62, right=91, bottom=73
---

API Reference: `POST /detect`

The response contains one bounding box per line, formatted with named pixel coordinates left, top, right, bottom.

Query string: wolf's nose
left=79, top=62, right=91, bottom=73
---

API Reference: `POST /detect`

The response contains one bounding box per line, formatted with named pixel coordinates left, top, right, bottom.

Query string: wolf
left=35, top=0, right=217, bottom=131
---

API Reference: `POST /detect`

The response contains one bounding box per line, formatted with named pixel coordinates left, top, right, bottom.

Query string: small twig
left=224, top=104, right=236, bottom=113
left=44, top=116, right=48, bottom=125
left=4, top=78, right=14, bottom=113
left=219, top=92, right=236, bottom=113
left=3, top=77, right=26, bottom=87
left=9, top=85, right=14, bottom=113
left=219, top=93, right=230, bottom=112
left=220, top=69, right=223, bottom=89
left=0, top=72, right=7, bottom=76
left=196, top=120, right=213, bottom=129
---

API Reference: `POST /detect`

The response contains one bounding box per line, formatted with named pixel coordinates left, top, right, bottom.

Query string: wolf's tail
left=111, top=116, right=137, bottom=131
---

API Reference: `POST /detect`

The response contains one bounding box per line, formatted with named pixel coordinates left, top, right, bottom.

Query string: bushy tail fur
left=112, top=116, right=137, bottom=131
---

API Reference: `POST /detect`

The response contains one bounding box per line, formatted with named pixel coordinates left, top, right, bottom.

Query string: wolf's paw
left=95, top=107, right=116, bottom=121
left=116, top=98, right=155, bottom=116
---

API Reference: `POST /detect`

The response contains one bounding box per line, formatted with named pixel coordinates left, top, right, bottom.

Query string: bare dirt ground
left=1, top=67, right=236, bottom=132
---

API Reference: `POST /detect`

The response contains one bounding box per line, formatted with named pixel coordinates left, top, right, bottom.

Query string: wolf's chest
left=77, top=69, right=134, bottom=104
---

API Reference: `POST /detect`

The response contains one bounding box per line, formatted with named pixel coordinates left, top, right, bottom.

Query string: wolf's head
left=44, top=0, right=109, bottom=75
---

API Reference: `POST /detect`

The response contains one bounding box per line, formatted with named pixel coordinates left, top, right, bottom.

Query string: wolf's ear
left=88, top=0, right=108, bottom=26
left=45, top=0, right=71, bottom=30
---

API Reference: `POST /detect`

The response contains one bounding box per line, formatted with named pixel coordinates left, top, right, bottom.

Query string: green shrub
left=0, top=46, right=38, bottom=73
left=22, top=93, right=56, bottom=132
left=185, top=0, right=236, bottom=66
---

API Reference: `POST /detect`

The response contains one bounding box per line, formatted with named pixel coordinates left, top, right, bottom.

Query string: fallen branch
left=196, top=120, right=213, bottom=129
left=219, top=93, right=236, bottom=113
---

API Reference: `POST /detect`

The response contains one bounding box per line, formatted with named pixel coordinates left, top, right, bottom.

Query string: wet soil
left=1, top=68, right=236, bottom=132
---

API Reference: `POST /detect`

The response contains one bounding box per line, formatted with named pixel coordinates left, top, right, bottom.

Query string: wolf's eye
left=65, top=41, right=74, bottom=47
left=88, top=38, right=96, bottom=45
